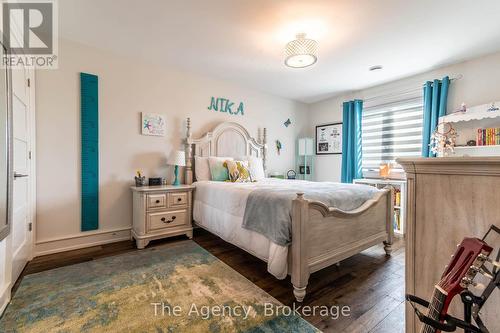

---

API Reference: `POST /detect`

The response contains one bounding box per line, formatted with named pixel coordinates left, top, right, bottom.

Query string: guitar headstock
left=438, top=238, right=493, bottom=297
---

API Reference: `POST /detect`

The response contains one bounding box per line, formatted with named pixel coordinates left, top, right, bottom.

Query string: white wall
left=308, top=51, right=500, bottom=182
left=35, top=39, right=308, bottom=255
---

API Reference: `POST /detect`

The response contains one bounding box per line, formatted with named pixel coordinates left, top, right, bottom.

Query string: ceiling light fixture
left=285, top=33, right=318, bottom=68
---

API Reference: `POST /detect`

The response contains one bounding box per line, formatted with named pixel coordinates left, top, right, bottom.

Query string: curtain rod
left=363, top=74, right=463, bottom=104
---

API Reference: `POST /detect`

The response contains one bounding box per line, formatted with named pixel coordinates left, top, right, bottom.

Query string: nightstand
left=131, top=185, right=194, bottom=249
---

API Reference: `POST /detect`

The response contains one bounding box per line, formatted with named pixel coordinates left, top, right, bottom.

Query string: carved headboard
left=184, top=118, right=267, bottom=184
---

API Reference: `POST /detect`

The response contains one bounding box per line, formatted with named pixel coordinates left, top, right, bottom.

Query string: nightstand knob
left=155, top=200, right=160, bottom=204
left=177, top=198, right=182, bottom=202
left=161, top=216, right=176, bottom=224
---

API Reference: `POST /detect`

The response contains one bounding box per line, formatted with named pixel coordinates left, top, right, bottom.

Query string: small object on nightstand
left=287, top=170, right=296, bottom=179
left=135, top=170, right=146, bottom=187
left=168, top=150, right=186, bottom=186
left=467, top=140, right=476, bottom=146
left=131, top=185, right=194, bottom=249
left=148, top=177, right=162, bottom=186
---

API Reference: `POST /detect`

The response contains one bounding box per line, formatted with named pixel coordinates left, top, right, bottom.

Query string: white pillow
left=240, top=156, right=265, bottom=180
left=194, top=156, right=211, bottom=181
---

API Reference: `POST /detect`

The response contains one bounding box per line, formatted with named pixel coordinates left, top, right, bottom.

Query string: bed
left=184, top=119, right=394, bottom=302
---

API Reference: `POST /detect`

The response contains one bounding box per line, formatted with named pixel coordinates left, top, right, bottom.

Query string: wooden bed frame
left=184, top=119, right=394, bottom=302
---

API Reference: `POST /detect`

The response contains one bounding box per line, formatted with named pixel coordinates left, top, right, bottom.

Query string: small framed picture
left=316, top=123, right=342, bottom=155
left=142, top=112, right=166, bottom=136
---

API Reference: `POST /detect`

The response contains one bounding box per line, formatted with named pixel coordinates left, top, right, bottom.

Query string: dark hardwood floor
left=16, top=230, right=405, bottom=333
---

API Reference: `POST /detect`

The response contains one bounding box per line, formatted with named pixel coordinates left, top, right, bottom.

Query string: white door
left=10, top=66, right=32, bottom=282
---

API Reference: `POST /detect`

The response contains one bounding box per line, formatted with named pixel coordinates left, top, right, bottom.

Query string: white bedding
left=193, top=178, right=290, bottom=279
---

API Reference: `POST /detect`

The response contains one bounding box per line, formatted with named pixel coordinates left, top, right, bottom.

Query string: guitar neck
left=420, top=286, right=448, bottom=333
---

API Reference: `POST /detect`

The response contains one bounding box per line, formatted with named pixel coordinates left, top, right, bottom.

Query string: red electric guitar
left=418, top=238, right=493, bottom=333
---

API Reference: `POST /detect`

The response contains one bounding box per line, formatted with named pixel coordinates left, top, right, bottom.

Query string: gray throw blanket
left=242, top=181, right=380, bottom=246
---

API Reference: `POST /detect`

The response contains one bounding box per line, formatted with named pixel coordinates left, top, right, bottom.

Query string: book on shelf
left=394, top=189, right=401, bottom=207
left=476, top=127, right=500, bottom=146
left=393, top=209, right=401, bottom=231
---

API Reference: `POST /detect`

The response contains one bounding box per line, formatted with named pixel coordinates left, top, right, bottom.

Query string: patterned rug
left=0, top=240, right=318, bottom=333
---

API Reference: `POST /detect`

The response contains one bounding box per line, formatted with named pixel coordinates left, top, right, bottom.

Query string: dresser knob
left=177, top=198, right=182, bottom=202
left=155, top=200, right=160, bottom=204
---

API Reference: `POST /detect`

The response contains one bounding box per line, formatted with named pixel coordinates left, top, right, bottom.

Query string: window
left=361, top=96, right=424, bottom=174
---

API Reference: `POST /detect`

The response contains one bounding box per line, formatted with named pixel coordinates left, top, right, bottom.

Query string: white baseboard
left=34, top=228, right=132, bottom=257
left=0, top=284, right=11, bottom=316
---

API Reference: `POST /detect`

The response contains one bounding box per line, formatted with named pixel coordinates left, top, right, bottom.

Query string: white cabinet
left=131, top=185, right=194, bottom=249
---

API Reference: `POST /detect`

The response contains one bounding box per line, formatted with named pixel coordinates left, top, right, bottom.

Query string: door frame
left=27, top=69, right=36, bottom=260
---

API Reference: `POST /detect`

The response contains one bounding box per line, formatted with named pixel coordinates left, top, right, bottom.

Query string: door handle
left=14, top=172, right=28, bottom=179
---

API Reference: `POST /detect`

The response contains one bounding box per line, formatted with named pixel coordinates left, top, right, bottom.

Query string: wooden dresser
left=131, top=185, right=194, bottom=249
left=398, top=157, right=500, bottom=333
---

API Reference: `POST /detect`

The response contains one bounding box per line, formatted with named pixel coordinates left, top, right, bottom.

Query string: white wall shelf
left=439, top=101, right=500, bottom=157
left=440, top=101, right=500, bottom=124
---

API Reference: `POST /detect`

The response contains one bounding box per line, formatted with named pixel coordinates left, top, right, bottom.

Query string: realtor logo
left=2, top=0, right=58, bottom=69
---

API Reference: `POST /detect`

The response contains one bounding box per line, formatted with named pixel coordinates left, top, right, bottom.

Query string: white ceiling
left=59, top=0, right=500, bottom=103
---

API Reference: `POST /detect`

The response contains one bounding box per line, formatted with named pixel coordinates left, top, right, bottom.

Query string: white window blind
left=361, top=96, right=424, bottom=172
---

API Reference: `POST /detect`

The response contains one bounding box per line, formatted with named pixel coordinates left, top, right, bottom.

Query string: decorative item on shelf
left=168, top=150, right=186, bottom=186
left=135, top=170, right=146, bottom=187
left=276, top=140, right=282, bottom=155
left=487, top=102, right=499, bottom=112
left=141, top=112, right=166, bottom=136
left=448, top=102, right=467, bottom=116
left=466, top=140, right=476, bottom=146
left=299, top=165, right=310, bottom=175
left=287, top=170, right=296, bottom=180
left=430, top=122, right=458, bottom=156
left=379, top=163, right=391, bottom=179
left=148, top=177, right=162, bottom=186
left=284, top=118, right=291, bottom=127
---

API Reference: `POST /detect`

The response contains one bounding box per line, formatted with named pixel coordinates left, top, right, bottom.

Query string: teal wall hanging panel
left=80, top=73, right=99, bottom=231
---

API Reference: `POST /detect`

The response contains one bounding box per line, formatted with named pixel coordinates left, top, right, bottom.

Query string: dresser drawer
left=148, top=210, right=187, bottom=231
left=169, top=192, right=188, bottom=207
left=147, top=194, right=167, bottom=209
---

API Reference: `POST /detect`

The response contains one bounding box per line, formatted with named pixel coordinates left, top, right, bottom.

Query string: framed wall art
left=142, top=112, right=166, bottom=136
left=316, top=122, right=342, bottom=155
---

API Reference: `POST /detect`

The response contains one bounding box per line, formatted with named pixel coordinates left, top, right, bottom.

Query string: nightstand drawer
left=169, top=192, right=188, bottom=207
left=147, top=194, right=167, bottom=209
left=148, top=210, right=187, bottom=231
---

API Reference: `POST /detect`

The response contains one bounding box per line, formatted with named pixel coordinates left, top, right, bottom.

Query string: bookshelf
left=353, top=178, right=406, bottom=237
left=439, top=101, right=500, bottom=157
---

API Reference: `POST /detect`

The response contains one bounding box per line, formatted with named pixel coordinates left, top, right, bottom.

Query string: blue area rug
left=0, top=240, right=319, bottom=332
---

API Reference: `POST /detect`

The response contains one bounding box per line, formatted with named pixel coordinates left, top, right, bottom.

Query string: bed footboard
left=290, top=187, right=394, bottom=302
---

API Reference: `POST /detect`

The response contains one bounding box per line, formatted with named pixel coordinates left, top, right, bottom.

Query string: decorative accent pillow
left=194, top=156, right=211, bottom=181
left=224, top=160, right=252, bottom=182
left=208, top=157, right=234, bottom=181
left=239, top=156, right=265, bottom=181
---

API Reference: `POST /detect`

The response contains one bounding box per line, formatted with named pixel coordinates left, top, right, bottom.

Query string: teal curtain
left=422, top=76, right=450, bottom=157
left=341, top=100, right=363, bottom=183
